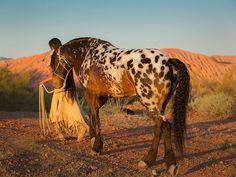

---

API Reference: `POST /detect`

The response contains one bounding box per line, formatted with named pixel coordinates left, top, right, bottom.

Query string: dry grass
left=189, top=68, right=236, bottom=117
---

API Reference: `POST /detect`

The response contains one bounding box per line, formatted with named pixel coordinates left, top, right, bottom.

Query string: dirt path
left=0, top=111, right=236, bottom=177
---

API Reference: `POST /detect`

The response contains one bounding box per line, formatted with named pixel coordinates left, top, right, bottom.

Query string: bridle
left=52, top=47, right=72, bottom=85
left=41, top=47, right=73, bottom=94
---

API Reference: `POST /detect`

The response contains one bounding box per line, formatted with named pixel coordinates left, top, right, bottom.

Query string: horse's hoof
left=138, top=160, right=148, bottom=169
left=77, top=137, right=84, bottom=143
left=58, top=135, right=65, bottom=141
left=77, top=132, right=86, bottom=142
left=168, top=164, right=179, bottom=177
left=90, top=150, right=101, bottom=156
left=91, top=137, right=96, bottom=147
left=90, top=137, right=103, bottom=153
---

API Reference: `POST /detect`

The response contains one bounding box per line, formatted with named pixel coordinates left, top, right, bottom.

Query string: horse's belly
left=84, top=66, right=136, bottom=98
left=108, top=80, right=136, bottom=98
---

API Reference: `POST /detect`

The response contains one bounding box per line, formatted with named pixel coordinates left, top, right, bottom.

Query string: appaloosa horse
left=47, top=37, right=190, bottom=176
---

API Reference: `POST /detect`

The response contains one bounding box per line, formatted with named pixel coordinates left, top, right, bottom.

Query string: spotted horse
left=47, top=37, right=190, bottom=176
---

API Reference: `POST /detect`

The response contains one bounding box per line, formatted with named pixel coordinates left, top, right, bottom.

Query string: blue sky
left=0, top=0, right=235, bottom=58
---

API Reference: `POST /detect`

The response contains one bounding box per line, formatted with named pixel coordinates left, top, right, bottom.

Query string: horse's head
left=48, top=38, right=72, bottom=89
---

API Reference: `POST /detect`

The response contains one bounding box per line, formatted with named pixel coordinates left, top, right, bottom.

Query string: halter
left=41, top=47, right=73, bottom=94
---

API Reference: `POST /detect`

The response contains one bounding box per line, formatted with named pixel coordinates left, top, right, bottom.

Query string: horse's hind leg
left=138, top=110, right=163, bottom=168
left=162, top=121, right=179, bottom=176
left=137, top=81, right=174, bottom=168
left=161, top=86, right=179, bottom=176
left=84, top=91, right=107, bottom=154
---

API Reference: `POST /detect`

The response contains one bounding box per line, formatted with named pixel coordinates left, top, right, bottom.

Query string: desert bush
left=189, top=65, right=236, bottom=117
left=190, top=79, right=211, bottom=100
left=189, top=92, right=235, bottom=117
left=0, top=68, right=51, bottom=112
left=100, top=98, right=123, bottom=115
left=219, top=68, right=236, bottom=96
left=100, top=97, right=137, bottom=115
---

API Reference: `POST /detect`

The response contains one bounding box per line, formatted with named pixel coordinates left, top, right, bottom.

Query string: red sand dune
left=163, top=48, right=236, bottom=82
left=0, top=52, right=50, bottom=87
left=0, top=49, right=235, bottom=87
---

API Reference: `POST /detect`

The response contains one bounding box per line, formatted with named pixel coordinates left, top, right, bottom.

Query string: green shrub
left=189, top=92, right=235, bottom=117
left=0, top=68, right=51, bottom=112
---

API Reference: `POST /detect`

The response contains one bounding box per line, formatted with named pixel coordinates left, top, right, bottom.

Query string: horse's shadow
left=103, top=139, right=151, bottom=155
left=184, top=145, right=236, bottom=175
left=105, top=125, right=152, bottom=140
left=188, top=116, right=236, bottom=129
left=103, top=125, right=151, bottom=155
left=103, top=117, right=236, bottom=173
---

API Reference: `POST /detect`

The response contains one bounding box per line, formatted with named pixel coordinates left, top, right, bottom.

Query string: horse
left=47, top=37, right=190, bottom=176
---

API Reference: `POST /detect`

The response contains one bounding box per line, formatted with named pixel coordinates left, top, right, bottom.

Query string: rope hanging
left=39, top=83, right=51, bottom=135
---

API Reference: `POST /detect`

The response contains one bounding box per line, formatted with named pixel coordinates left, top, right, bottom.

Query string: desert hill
left=163, top=48, right=236, bottom=82
left=0, top=49, right=235, bottom=87
left=0, top=53, right=50, bottom=87
left=0, top=57, right=12, bottom=61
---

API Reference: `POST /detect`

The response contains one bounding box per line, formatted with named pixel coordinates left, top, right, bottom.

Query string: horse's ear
left=48, top=38, right=62, bottom=51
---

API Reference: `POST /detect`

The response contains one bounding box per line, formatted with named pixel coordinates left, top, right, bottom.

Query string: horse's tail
left=168, top=58, right=190, bottom=157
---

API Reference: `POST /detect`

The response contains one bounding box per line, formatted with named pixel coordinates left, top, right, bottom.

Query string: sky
left=0, top=0, right=236, bottom=58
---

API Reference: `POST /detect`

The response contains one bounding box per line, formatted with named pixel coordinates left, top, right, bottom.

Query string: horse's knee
left=162, top=121, right=171, bottom=134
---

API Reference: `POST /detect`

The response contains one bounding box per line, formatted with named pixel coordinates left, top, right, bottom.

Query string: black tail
left=168, top=58, right=190, bottom=157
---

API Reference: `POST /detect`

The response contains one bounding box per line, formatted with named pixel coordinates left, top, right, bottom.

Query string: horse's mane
left=65, top=37, right=113, bottom=48
left=65, top=70, right=76, bottom=101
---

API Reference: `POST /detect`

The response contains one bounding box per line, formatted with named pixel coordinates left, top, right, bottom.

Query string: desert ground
left=1, top=48, right=236, bottom=176
left=0, top=108, right=235, bottom=177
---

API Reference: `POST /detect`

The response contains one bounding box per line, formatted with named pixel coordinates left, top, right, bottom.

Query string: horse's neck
left=68, top=38, right=99, bottom=72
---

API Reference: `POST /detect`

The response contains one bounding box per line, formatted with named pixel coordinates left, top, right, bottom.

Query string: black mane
left=65, top=70, right=76, bottom=101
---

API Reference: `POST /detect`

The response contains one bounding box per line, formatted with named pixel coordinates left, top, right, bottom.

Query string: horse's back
left=79, top=42, right=173, bottom=111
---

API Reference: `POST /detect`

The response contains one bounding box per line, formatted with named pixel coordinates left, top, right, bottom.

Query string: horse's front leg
left=89, top=109, right=103, bottom=154
left=138, top=112, right=163, bottom=168
left=84, top=91, right=107, bottom=154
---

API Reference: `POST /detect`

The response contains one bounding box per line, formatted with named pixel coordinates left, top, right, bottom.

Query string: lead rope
left=39, top=84, right=51, bottom=135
